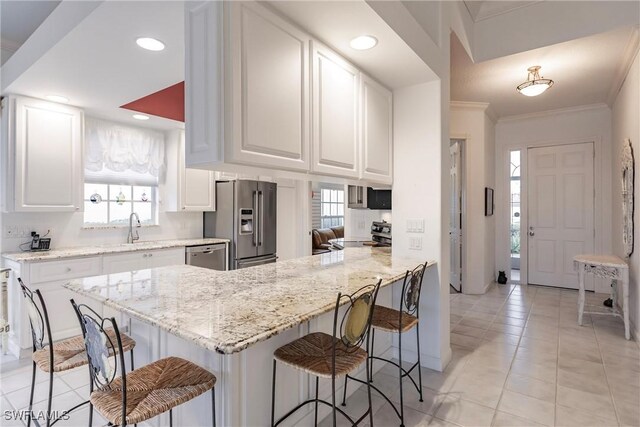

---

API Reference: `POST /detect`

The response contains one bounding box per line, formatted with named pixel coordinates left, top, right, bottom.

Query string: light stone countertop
left=64, top=247, right=435, bottom=354
left=2, top=238, right=230, bottom=262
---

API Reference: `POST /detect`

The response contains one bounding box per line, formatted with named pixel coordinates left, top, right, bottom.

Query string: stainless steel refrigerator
left=204, top=180, right=277, bottom=269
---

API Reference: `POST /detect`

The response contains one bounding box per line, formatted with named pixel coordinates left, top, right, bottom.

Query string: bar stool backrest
left=334, top=279, right=382, bottom=357
left=71, top=299, right=128, bottom=426
left=18, top=278, right=51, bottom=352
left=401, top=263, right=428, bottom=318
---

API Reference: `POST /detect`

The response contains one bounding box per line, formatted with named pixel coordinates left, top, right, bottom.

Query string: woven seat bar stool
left=18, top=278, right=136, bottom=427
left=342, top=263, right=428, bottom=427
left=270, top=280, right=381, bottom=427
left=70, top=299, right=216, bottom=426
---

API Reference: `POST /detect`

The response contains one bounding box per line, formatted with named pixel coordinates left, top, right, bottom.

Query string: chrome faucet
left=127, top=212, right=141, bottom=243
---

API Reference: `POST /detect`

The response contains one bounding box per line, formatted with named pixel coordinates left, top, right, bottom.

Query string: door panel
left=235, top=180, right=258, bottom=259
left=258, top=182, right=277, bottom=256
left=528, top=143, right=594, bottom=289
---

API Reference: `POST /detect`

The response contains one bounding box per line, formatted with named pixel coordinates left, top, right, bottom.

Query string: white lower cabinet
left=6, top=247, right=186, bottom=353
left=102, top=247, right=185, bottom=274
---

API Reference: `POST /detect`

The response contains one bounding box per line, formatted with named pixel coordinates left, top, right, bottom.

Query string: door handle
left=259, top=191, right=264, bottom=246
left=253, top=191, right=258, bottom=246
left=529, top=231, right=535, bottom=236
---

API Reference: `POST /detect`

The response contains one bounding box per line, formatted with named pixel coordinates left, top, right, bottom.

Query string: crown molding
left=606, top=26, right=639, bottom=107
left=497, top=103, right=610, bottom=123
left=450, top=101, right=498, bottom=123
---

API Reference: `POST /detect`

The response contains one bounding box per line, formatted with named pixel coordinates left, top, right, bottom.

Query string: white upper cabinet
left=185, top=1, right=393, bottom=184
left=163, top=129, right=215, bottom=212
left=4, top=95, right=83, bottom=212
left=311, top=41, right=360, bottom=178
left=229, top=1, right=310, bottom=171
left=360, top=74, right=393, bottom=184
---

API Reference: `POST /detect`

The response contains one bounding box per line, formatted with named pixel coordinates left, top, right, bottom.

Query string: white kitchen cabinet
left=185, top=1, right=310, bottom=173
left=163, top=129, right=215, bottom=212
left=360, top=74, right=393, bottom=184
left=311, top=41, right=360, bottom=178
left=102, top=247, right=184, bottom=274
left=2, top=95, right=83, bottom=212
left=229, top=1, right=310, bottom=171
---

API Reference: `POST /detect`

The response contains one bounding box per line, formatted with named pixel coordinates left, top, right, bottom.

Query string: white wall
left=393, top=80, right=450, bottom=371
left=344, top=208, right=391, bottom=239
left=450, top=103, right=496, bottom=294
left=611, top=48, right=640, bottom=338
left=495, top=105, right=613, bottom=291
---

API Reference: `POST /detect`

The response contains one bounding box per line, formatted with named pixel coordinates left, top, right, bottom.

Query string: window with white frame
left=320, top=188, right=344, bottom=228
left=83, top=118, right=164, bottom=226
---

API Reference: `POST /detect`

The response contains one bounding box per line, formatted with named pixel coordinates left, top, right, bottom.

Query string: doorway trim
left=450, top=134, right=468, bottom=293
left=497, top=135, right=609, bottom=292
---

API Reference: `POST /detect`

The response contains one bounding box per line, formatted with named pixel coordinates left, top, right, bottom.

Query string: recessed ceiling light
left=136, top=37, right=165, bottom=51
left=133, top=114, right=150, bottom=121
left=45, top=95, right=69, bottom=103
left=350, top=35, right=378, bottom=50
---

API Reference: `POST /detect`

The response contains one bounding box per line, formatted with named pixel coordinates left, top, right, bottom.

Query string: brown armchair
left=311, top=226, right=344, bottom=255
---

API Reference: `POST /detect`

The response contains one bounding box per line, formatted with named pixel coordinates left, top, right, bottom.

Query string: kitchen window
left=83, top=117, right=164, bottom=226
left=84, top=183, right=157, bottom=226
left=320, top=188, right=344, bottom=228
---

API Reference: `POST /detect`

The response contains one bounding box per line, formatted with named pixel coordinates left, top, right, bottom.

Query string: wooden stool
left=270, top=280, right=381, bottom=427
left=343, top=262, right=427, bottom=427
left=573, top=254, right=630, bottom=340
left=19, top=278, right=136, bottom=427
left=71, top=299, right=216, bottom=426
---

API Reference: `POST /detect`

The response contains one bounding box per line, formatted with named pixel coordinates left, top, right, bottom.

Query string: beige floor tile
left=448, top=374, right=505, bottom=408
left=452, top=324, right=489, bottom=338
left=483, top=330, right=521, bottom=346
left=5, top=377, right=71, bottom=411
left=492, top=410, right=545, bottom=426
left=427, top=417, right=461, bottom=427
left=492, top=315, right=527, bottom=327
left=614, top=395, right=640, bottom=427
left=511, top=357, right=557, bottom=384
left=505, top=373, right=556, bottom=403
left=458, top=317, right=493, bottom=330
left=555, top=404, right=619, bottom=427
left=557, top=367, right=610, bottom=395
left=556, top=384, right=617, bottom=421
left=371, top=401, right=432, bottom=427
left=392, top=385, right=443, bottom=416
left=522, top=326, right=558, bottom=343
left=518, top=336, right=558, bottom=352
left=497, top=390, right=555, bottom=426
left=434, top=395, right=495, bottom=427
left=490, top=323, right=525, bottom=335
left=558, top=357, right=606, bottom=378
left=450, top=333, right=483, bottom=349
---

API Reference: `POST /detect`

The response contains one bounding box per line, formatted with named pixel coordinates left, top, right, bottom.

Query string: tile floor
left=1, top=284, right=638, bottom=426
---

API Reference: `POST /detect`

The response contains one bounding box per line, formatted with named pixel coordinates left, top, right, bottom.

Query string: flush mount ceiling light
left=135, top=37, right=165, bottom=51
left=517, top=66, right=554, bottom=97
left=132, top=114, right=150, bottom=120
left=350, top=35, right=378, bottom=50
left=45, top=95, right=69, bottom=103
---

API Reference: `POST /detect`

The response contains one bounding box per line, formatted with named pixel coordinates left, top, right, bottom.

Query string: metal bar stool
left=18, top=278, right=136, bottom=427
left=270, top=280, right=381, bottom=427
left=70, top=299, right=217, bottom=426
left=342, top=263, right=427, bottom=427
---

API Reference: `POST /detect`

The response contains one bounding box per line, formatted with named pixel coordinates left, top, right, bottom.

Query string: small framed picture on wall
left=485, top=187, right=494, bottom=216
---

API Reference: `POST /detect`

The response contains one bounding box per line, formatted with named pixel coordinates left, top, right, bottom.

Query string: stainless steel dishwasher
left=185, top=244, right=228, bottom=270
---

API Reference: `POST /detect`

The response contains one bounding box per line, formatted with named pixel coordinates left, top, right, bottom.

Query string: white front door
left=527, top=143, right=594, bottom=289
left=450, top=140, right=463, bottom=292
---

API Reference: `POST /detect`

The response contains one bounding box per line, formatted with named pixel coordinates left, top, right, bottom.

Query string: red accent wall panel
left=120, top=81, right=185, bottom=122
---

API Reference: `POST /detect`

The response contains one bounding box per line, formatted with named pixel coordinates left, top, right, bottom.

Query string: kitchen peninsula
left=64, top=247, right=436, bottom=426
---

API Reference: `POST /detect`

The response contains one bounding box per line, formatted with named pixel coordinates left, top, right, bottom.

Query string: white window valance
left=85, top=117, right=165, bottom=184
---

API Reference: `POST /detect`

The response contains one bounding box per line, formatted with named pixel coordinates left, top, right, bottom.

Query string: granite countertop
left=64, top=247, right=435, bottom=354
left=2, top=238, right=230, bottom=262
